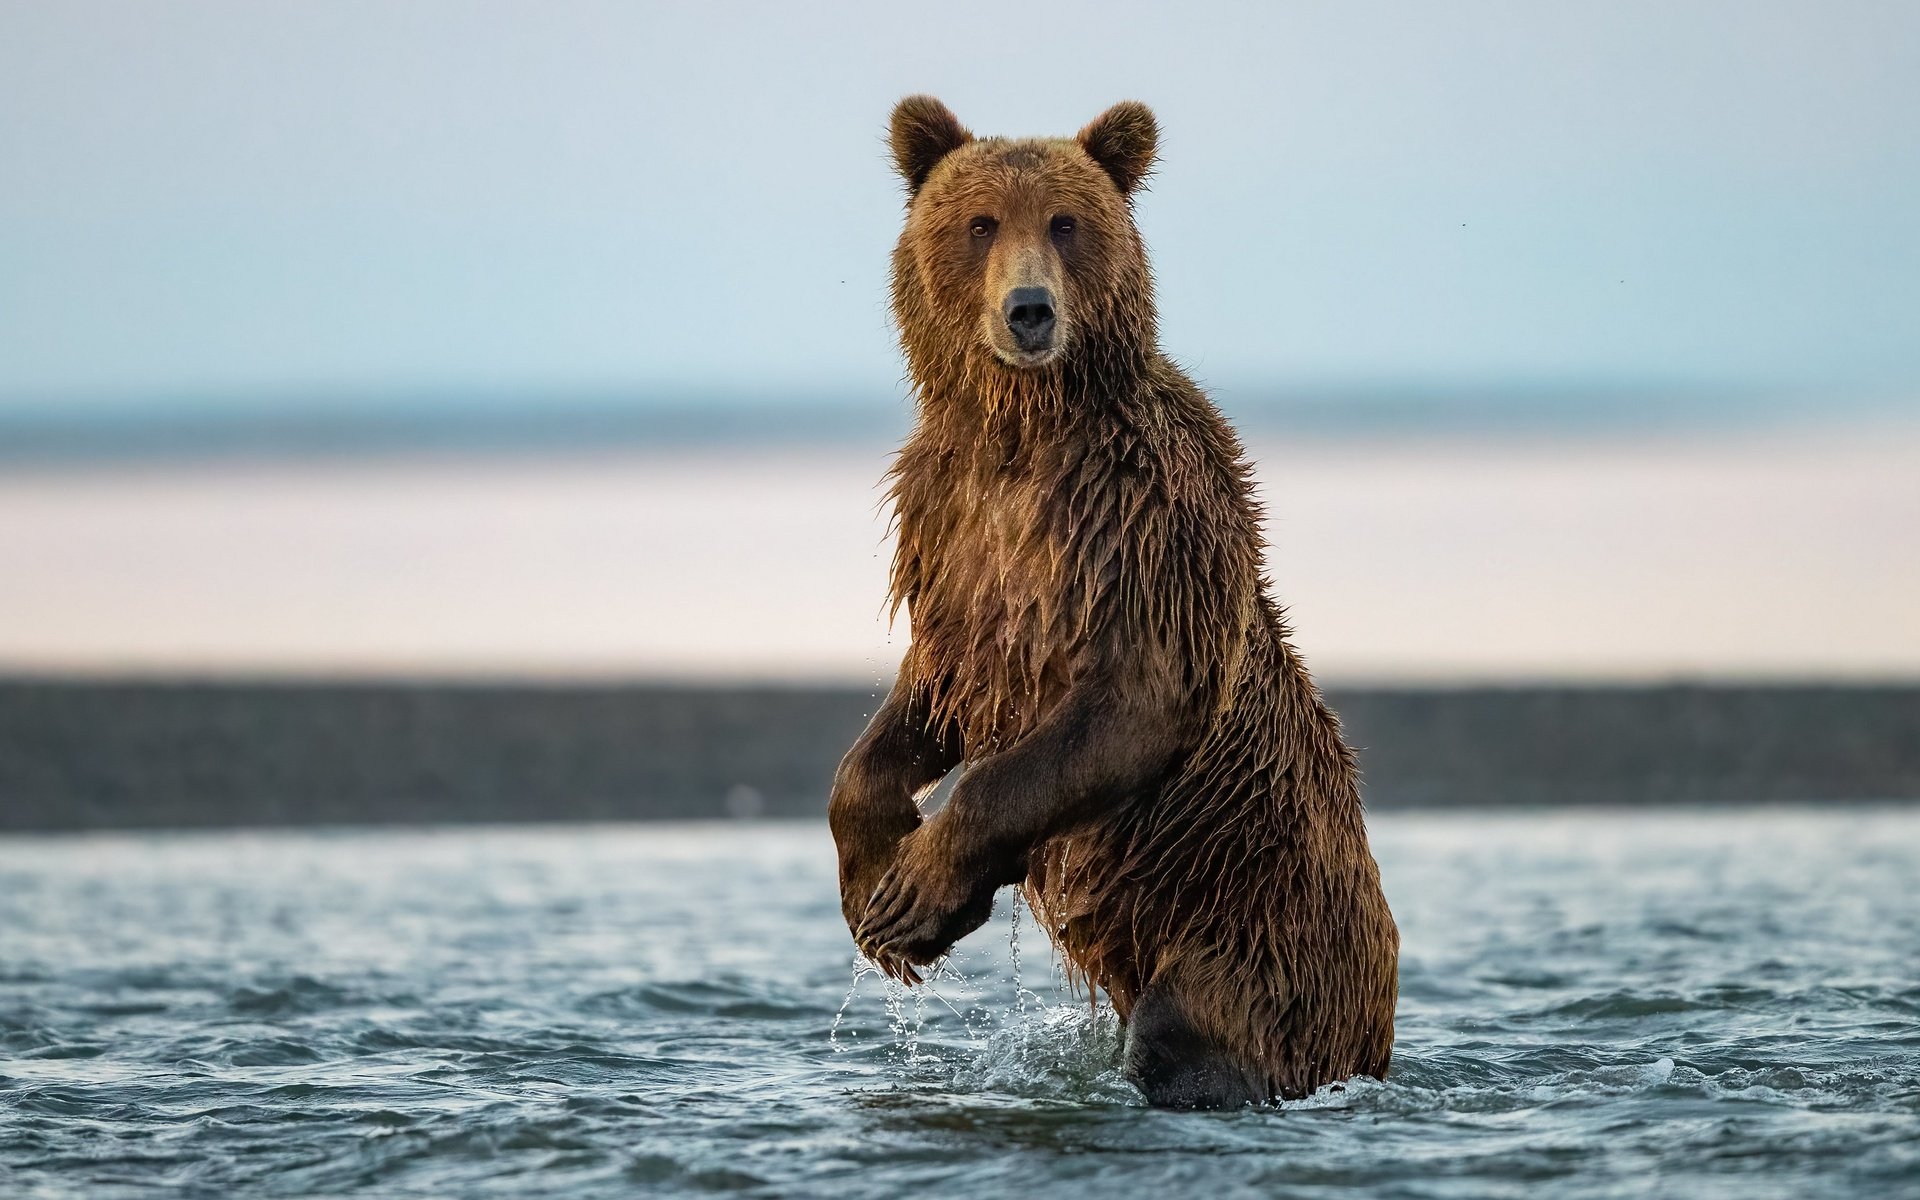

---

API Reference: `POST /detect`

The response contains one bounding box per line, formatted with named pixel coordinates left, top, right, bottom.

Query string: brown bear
left=828, top=96, right=1398, bottom=1109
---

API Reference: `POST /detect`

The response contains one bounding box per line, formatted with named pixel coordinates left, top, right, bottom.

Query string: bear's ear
left=889, top=95, right=973, bottom=197
left=1077, top=101, right=1158, bottom=197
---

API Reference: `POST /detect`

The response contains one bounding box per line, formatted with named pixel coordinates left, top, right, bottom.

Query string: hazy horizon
left=3, top=3, right=1915, bottom=682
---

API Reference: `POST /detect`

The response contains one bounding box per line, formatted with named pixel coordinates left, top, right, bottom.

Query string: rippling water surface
left=3, top=810, right=1917, bottom=1197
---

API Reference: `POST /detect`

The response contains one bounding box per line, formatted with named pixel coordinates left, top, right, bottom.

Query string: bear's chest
left=898, top=460, right=1078, bottom=742
left=914, top=467, right=1059, bottom=630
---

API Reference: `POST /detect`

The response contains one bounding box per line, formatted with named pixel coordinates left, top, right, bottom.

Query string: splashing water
left=828, top=887, right=1129, bottom=1101
left=1008, top=886, right=1026, bottom=1017
left=827, top=952, right=880, bottom=1052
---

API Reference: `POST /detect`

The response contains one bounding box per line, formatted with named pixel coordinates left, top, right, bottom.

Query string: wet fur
left=830, top=97, right=1398, bottom=1105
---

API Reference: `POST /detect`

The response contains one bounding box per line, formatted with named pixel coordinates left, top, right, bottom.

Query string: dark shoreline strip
left=1, top=679, right=1915, bottom=831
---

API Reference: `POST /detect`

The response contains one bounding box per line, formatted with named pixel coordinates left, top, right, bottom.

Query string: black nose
left=1002, top=287, right=1057, bottom=352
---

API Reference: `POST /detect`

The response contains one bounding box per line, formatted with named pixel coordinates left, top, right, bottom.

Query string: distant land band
left=1, top=679, right=1916, bottom=832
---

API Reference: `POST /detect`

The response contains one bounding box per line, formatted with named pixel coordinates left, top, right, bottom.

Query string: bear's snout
left=1002, top=287, right=1057, bottom=355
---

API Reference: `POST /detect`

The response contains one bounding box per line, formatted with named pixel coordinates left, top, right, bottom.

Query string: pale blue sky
left=2, top=0, right=1917, bottom=416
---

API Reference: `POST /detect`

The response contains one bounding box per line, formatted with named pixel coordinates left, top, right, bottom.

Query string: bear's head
left=887, top=96, right=1159, bottom=389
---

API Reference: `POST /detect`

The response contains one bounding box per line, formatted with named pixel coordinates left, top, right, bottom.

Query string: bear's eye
left=969, top=216, right=997, bottom=239
left=1049, top=215, right=1076, bottom=244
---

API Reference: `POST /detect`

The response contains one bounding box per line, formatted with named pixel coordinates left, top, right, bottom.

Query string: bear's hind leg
left=1123, top=980, right=1266, bottom=1110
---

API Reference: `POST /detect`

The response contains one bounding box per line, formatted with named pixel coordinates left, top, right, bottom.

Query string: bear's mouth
left=993, top=344, right=1062, bottom=369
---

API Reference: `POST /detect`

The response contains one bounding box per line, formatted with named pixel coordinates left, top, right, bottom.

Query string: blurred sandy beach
left=3, top=416, right=1914, bottom=683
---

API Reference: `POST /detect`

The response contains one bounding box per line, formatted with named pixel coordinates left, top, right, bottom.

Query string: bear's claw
left=860, top=947, right=922, bottom=986
left=857, top=857, right=995, bottom=978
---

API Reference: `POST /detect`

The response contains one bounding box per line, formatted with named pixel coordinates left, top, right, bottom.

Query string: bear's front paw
left=833, top=803, right=921, bottom=934
left=838, top=846, right=893, bottom=936
left=854, top=829, right=996, bottom=982
left=839, top=846, right=922, bottom=985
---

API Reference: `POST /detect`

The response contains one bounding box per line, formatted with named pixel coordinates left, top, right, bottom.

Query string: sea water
left=2, top=810, right=1917, bottom=1197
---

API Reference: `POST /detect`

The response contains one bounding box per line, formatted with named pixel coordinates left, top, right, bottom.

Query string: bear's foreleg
left=829, top=662, right=963, bottom=982
left=856, top=673, right=1188, bottom=971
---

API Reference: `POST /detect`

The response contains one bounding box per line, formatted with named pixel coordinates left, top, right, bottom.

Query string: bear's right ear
left=889, top=95, right=973, bottom=197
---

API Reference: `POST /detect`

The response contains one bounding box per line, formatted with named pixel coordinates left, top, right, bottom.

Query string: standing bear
left=830, top=96, right=1399, bottom=1109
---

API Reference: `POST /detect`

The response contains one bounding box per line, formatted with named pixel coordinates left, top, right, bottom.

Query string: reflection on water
left=2, top=810, right=1917, bottom=1196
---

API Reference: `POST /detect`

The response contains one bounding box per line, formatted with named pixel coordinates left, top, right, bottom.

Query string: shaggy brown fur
left=828, top=96, right=1398, bottom=1107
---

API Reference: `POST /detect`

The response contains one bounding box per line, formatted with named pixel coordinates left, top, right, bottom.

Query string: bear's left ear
left=1077, top=101, right=1158, bottom=197
left=889, top=95, right=973, bottom=197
